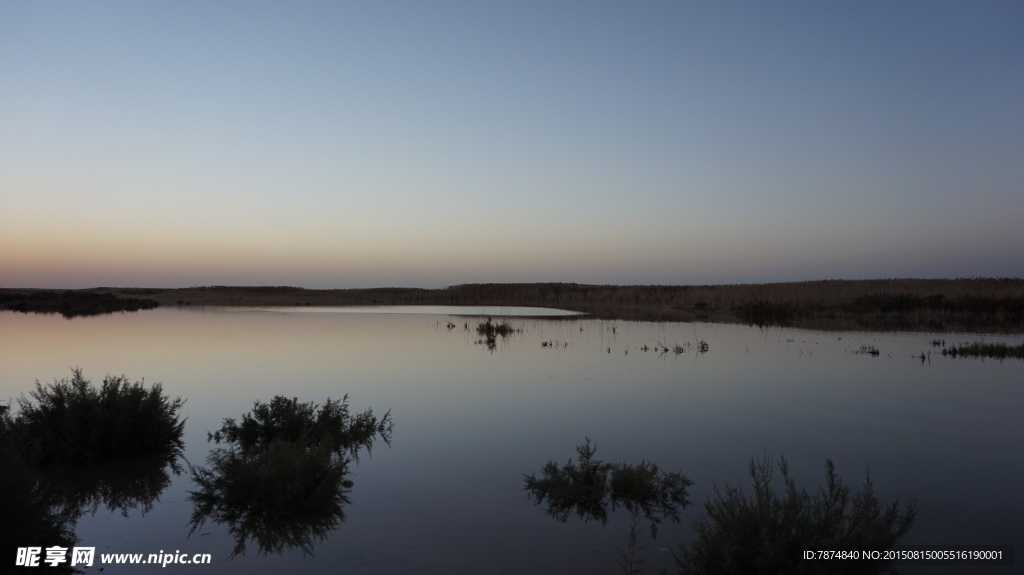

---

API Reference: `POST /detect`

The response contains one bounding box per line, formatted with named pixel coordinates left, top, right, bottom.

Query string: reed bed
left=941, top=341, right=1024, bottom=360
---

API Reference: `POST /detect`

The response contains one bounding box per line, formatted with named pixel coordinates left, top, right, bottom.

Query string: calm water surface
left=1, top=307, right=1021, bottom=574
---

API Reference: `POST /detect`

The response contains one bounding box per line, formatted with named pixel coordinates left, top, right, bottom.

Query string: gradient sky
left=2, top=1, right=1022, bottom=288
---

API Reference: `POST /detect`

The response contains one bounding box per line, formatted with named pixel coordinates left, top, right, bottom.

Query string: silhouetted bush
left=2, top=387, right=183, bottom=568
left=476, top=318, right=517, bottom=338
left=524, top=439, right=693, bottom=539
left=475, top=318, right=519, bottom=350
left=675, top=454, right=917, bottom=575
left=189, top=395, right=393, bottom=557
left=207, top=395, right=392, bottom=460
left=13, top=368, right=185, bottom=466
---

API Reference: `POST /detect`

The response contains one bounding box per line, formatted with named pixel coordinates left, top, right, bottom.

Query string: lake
left=2, top=306, right=1021, bottom=574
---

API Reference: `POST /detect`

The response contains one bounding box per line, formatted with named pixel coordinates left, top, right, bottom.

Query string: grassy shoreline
left=3, top=278, right=1023, bottom=333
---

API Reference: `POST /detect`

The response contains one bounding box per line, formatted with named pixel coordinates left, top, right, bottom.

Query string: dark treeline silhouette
left=54, top=278, right=1024, bottom=332
left=0, top=289, right=159, bottom=318
left=6, top=279, right=1024, bottom=330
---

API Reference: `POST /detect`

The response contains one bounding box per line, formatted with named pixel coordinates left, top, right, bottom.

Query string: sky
left=2, top=1, right=1022, bottom=289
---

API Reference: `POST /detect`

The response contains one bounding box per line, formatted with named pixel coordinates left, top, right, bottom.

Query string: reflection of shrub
left=475, top=318, right=519, bottom=350
left=39, top=455, right=179, bottom=521
left=0, top=413, right=78, bottom=573
left=856, top=345, right=881, bottom=357
left=189, top=395, right=393, bottom=557
left=2, top=373, right=183, bottom=565
left=525, top=439, right=613, bottom=524
left=190, top=440, right=350, bottom=557
left=14, top=368, right=185, bottom=466
left=675, top=454, right=917, bottom=575
left=524, top=439, right=693, bottom=538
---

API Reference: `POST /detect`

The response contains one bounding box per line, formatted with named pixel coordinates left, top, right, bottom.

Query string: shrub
left=13, top=368, right=185, bottom=466
left=207, top=395, right=392, bottom=460
left=2, top=378, right=183, bottom=562
left=188, top=395, right=393, bottom=557
left=476, top=318, right=517, bottom=338
left=675, top=454, right=917, bottom=575
left=524, top=439, right=693, bottom=539
left=475, top=318, right=519, bottom=350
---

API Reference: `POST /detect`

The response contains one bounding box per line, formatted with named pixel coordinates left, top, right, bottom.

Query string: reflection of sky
left=2, top=3, right=1023, bottom=288
left=2, top=309, right=1021, bottom=572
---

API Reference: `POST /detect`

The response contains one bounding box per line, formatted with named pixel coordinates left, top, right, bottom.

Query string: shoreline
left=3, top=279, right=1023, bottom=333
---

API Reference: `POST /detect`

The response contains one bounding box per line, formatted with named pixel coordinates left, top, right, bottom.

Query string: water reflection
left=187, top=396, right=393, bottom=557
left=2, top=309, right=1021, bottom=573
left=524, top=439, right=693, bottom=539
left=525, top=442, right=919, bottom=575
left=39, top=455, right=181, bottom=521
left=475, top=318, right=520, bottom=351
left=1, top=420, right=77, bottom=573
left=1, top=408, right=180, bottom=572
